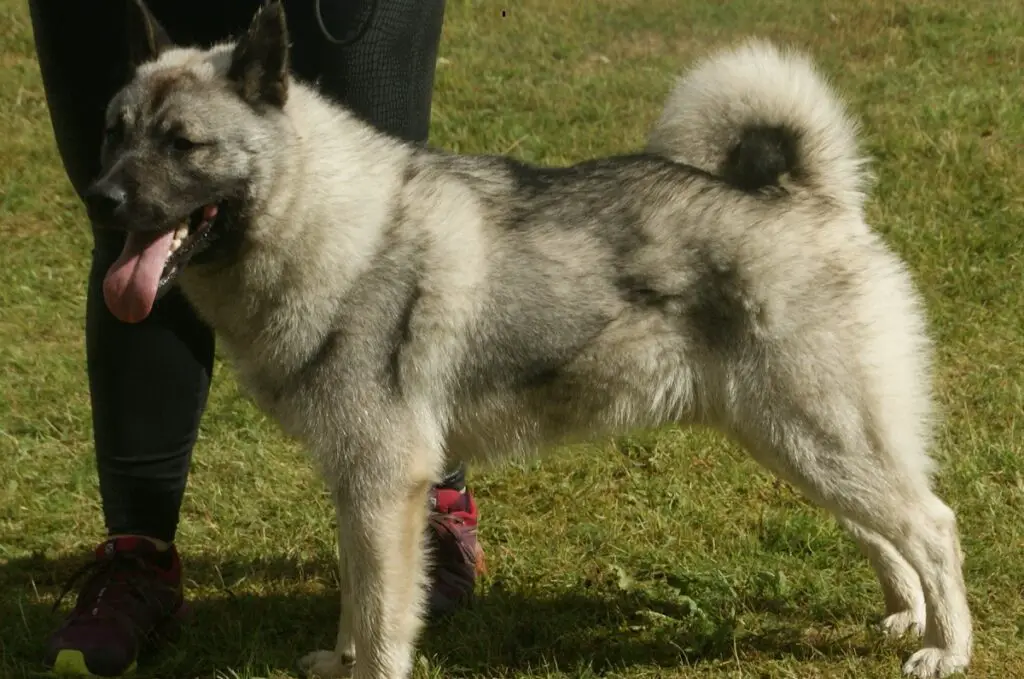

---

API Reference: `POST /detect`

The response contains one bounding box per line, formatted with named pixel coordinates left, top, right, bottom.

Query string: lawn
left=1, top=0, right=1022, bottom=677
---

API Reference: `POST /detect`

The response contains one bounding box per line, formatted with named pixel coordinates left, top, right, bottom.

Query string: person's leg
left=33, top=0, right=284, bottom=547
left=296, top=0, right=444, bottom=141
left=31, top=2, right=266, bottom=675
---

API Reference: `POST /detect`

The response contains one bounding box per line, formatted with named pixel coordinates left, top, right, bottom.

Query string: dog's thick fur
left=91, top=3, right=973, bottom=678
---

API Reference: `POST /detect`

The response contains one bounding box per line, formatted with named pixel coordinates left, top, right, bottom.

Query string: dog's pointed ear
left=228, top=1, right=290, bottom=108
left=125, top=0, right=174, bottom=67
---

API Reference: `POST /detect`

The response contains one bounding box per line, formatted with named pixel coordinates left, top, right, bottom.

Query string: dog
left=84, top=2, right=973, bottom=678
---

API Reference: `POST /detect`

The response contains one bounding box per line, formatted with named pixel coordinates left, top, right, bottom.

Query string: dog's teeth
left=175, top=224, right=189, bottom=240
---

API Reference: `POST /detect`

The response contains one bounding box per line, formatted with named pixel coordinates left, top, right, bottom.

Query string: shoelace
left=51, top=552, right=166, bottom=617
left=429, top=511, right=471, bottom=542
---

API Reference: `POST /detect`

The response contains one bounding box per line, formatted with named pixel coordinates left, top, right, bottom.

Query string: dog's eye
left=171, top=136, right=198, bottom=152
left=104, top=121, right=125, bottom=145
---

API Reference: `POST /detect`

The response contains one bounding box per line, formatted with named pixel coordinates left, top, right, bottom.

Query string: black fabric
left=28, top=0, right=450, bottom=542
left=438, top=465, right=466, bottom=492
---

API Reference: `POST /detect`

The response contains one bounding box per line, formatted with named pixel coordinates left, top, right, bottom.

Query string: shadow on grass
left=1, top=550, right=892, bottom=678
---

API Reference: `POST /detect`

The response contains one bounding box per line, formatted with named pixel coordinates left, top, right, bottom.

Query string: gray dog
left=84, top=2, right=973, bottom=678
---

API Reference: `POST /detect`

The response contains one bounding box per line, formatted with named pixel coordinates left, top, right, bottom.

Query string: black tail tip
left=721, top=125, right=801, bottom=192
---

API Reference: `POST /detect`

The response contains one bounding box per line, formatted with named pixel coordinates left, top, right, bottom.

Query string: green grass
left=1, top=0, right=1022, bottom=677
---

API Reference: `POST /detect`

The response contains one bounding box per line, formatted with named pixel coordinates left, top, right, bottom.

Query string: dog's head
left=88, top=0, right=291, bottom=323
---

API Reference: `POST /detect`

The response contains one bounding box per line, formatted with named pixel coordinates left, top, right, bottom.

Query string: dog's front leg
left=348, top=474, right=433, bottom=679
left=302, top=464, right=433, bottom=679
left=299, top=502, right=358, bottom=678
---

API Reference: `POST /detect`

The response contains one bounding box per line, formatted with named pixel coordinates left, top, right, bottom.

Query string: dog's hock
left=228, top=0, right=290, bottom=108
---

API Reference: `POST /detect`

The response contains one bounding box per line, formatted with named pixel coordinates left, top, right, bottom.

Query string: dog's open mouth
left=102, top=204, right=221, bottom=324
left=161, top=204, right=220, bottom=290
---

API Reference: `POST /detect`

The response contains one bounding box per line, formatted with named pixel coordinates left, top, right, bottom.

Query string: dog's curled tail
left=646, top=39, right=870, bottom=212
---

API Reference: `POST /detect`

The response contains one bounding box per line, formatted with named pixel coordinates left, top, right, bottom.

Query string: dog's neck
left=179, top=80, right=414, bottom=385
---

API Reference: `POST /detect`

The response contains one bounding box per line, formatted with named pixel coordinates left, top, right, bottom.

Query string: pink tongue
left=103, top=230, right=176, bottom=324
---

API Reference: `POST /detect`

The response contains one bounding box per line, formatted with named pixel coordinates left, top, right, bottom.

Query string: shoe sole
left=45, top=602, right=189, bottom=678
left=49, top=650, right=137, bottom=678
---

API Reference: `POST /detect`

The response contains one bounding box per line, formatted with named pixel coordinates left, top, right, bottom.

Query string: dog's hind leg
left=838, top=518, right=926, bottom=637
left=731, top=382, right=971, bottom=679
left=731, top=408, right=926, bottom=639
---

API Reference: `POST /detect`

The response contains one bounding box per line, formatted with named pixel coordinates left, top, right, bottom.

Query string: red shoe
left=426, top=487, right=486, bottom=619
left=44, top=537, right=186, bottom=677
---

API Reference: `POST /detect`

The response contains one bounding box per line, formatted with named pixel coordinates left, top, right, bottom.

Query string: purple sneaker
left=44, top=537, right=186, bottom=677
left=426, top=487, right=486, bottom=619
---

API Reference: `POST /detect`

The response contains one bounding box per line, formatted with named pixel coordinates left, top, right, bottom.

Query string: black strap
left=314, top=0, right=379, bottom=46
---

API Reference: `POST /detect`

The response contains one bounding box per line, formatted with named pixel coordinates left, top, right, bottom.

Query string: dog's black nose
left=84, top=181, right=128, bottom=220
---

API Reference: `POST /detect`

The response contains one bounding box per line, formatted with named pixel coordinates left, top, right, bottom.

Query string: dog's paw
left=881, top=609, right=926, bottom=638
left=298, top=650, right=355, bottom=679
left=901, top=648, right=969, bottom=678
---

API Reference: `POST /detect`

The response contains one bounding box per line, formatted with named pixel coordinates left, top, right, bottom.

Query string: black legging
left=28, top=0, right=462, bottom=544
